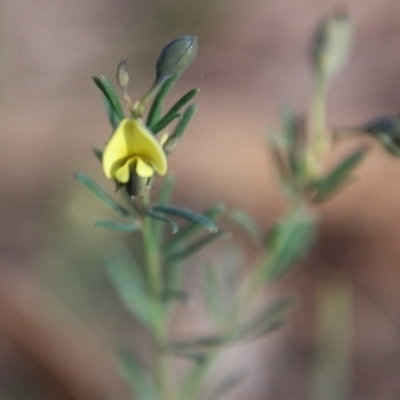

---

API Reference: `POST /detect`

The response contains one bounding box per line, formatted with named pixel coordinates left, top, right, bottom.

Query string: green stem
left=133, top=78, right=165, bottom=119
left=141, top=194, right=175, bottom=400
left=143, top=204, right=162, bottom=297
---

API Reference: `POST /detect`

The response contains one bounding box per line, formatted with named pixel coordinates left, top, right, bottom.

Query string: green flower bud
left=116, top=59, right=129, bottom=90
left=311, top=12, right=352, bottom=79
left=363, top=115, right=400, bottom=157
left=156, top=36, right=198, bottom=82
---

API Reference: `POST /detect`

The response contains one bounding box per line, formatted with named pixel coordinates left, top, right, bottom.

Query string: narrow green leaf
left=207, top=372, right=247, bottom=400
left=165, top=203, right=226, bottom=254
left=74, top=172, right=131, bottom=218
left=228, top=209, right=263, bottom=243
left=151, top=112, right=181, bottom=134
left=169, top=334, right=227, bottom=351
left=151, top=88, right=199, bottom=133
left=237, top=295, right=295, bottom=340
left=102, top=96, right=121, bottom=131
left=93, top=220, right=140, bottom=232
left=153, top=204, right=218, bottom=233
left=93, top=75, right=125, bottom=121
left=170, top=351, right=208, bottom=365
left=166, top=231, right=228, bottom=263
left=104, top=250, right=164, bottom=330
left=161, top=290, right=190, bottom=304
left=116, top=346, right=159, bottom=400
left=172, top=103, right=198, bottom=139
left=146, top=73, right=181, bottom=128
left=312, top=147, right=367, bottom=202
left=145, top=208, right=179, bottom=234
left=264, top=207, right=318, bottom=281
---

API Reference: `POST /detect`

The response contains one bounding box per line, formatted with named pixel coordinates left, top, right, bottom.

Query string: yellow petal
left=115, top=157, right=137, bottom=183
left=102, top=118, right=167, bottom=179
left=136, top=157, right=154, bottom=177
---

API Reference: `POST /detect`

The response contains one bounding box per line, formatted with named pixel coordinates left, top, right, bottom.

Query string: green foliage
left=75, top=15, right=400, bottom=400
left=92, top=75, right=125, bottom=121
left=93, top=220, right=141, bottom=232
left=146, top=74, right=181, bottom=127
left=74, top=172, right=131, bottom=218
left=150, top=88, right=199, bottom=133
left=312, top=147, right=367, bottom=202
left=263, top=207, right=318, bottom=281
left=151, top=204, right=218, bottom=233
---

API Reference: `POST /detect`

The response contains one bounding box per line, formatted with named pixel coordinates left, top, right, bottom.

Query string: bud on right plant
left=311, top=12, right=352, bottom=79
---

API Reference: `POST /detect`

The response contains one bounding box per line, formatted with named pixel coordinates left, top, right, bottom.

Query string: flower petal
left=136, top=157, right=154, bottom=177
left=115, top=157, right=137, bottom=183
left=102, top=118, right=167, bottom=179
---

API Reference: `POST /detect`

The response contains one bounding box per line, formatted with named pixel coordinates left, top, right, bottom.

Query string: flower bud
left=363, top=115, right=400, bottom=157
left=311, top=12, right=352, bottom=79
left=156, top=36, right=198, bottom=82
left=116, top=59, right=129, bottom=90
left=162, top=134, right=179, bottom=153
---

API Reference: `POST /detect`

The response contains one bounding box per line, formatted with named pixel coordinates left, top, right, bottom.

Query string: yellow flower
left=102, top=118, right=167, bottom=185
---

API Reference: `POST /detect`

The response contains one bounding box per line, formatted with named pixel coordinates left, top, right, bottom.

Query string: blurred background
left=1, top=0, right=400, bottom=399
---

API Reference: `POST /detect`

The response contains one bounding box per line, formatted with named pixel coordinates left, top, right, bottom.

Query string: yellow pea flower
left=102, top=118, right=167, bottom=188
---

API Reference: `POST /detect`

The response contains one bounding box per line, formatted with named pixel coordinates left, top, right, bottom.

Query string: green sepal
left=74, top=172, right=130, bottom=218
left=165, top=203, right=226, bottom=254
left=312, top=147, right=366, bottom=202
left=92, top=76, right=125, bottom=122
left=102, top=96, right=121, bottom=131
left=93, top=220, right=140, bottom=232
left=145, top=208, right=179, bottom=234
left=153, top=204, right=218, bottom=233
left=146, top=73, right=181, bottom=128
left=150, top=88, right=199, bottom=133
left=165, top=230, right=228, bottom=264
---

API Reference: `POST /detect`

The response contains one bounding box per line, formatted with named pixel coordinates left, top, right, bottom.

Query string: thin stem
left=133, top=78, right=165, bottom=118
left=142, top=201, right=162, bottom=297
left=141, top=193, right=175, bottom=400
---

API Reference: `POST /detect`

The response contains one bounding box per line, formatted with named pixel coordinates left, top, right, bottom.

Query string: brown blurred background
left=1, top=0, right=400, bottom=399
